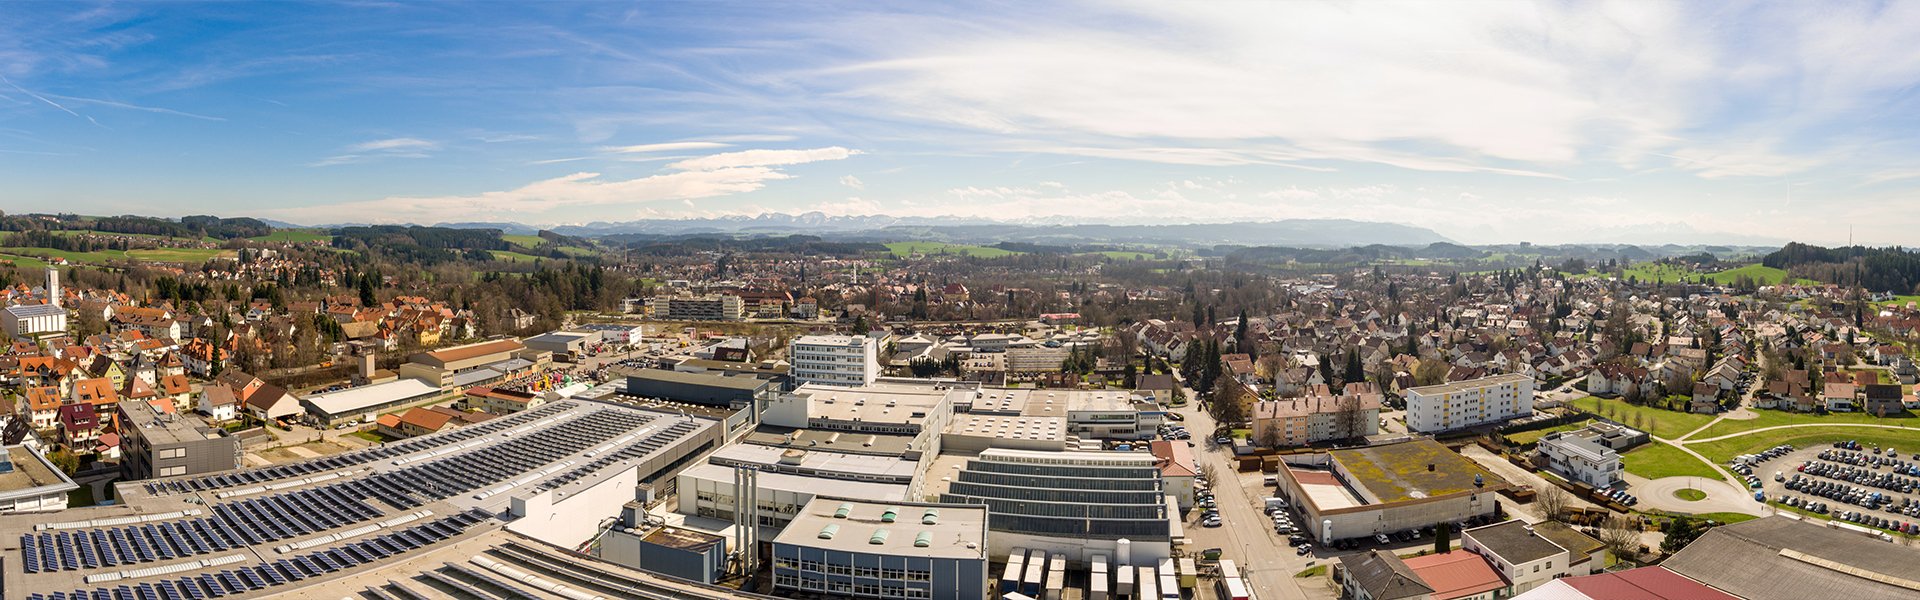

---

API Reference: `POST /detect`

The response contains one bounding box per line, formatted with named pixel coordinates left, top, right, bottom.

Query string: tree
left=1660, top=516, right=1710, bottom=554
left=1434, top=521, right=1452, bottom=554
left=1537, top=486, right=1571, bottom=523
left=1599, top=514, right=1642, bottom=564
left=1209, top=376, right=1250, bottom=426
left=46, top=448, right=80, bottom=475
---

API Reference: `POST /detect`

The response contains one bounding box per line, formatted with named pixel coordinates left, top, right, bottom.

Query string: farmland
left=884, top=241, right=1022, bottom=258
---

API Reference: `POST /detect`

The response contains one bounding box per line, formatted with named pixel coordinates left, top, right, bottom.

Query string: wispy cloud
left=311, top=137, right=439, bottom=167
left=667, top=146, right=861, bottom=171
left=348, top=137, right=436, bottom=152
left=839, top=175, right=864, bottom=190
left=602, top=141, right=731, bottom=154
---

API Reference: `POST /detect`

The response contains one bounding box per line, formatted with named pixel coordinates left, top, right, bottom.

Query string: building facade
left=791, top=335, right=881, bottom=388
left=1405, top=373, right=1535, bottom=433
left=771, top=497, right=989, bottom=600
left=648, top=294, right=745, bottom=321
left=1537, top=431, right=1623, bottom=487
left=118, top=400, right=240, bottom=480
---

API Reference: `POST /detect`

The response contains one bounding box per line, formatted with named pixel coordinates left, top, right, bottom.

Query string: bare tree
left=1537, top=486, right=1571, bottom=523
left=1599, top=514, right=1642, bottom=565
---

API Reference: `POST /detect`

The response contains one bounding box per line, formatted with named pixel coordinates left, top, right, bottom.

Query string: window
left=1533, top=564, right=1540, bottom=573
left=159, top=466, right=186, bottom=477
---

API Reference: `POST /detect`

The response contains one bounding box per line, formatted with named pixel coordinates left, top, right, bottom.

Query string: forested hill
left=1763, top=242, right=1920, bottom=293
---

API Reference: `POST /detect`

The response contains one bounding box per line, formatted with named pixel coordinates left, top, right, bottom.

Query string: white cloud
left=602, top=141, right=731, bottom=154
left=348, top=137, right=436, bottom=152
left=839, top=175, right=865, bottom=190
left=667, top=146, right=861, bottom=171
left=278, top=146, right=862, bottom=222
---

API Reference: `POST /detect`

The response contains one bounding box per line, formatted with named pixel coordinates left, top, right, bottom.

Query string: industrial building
left=771, top=496, right=989, bottom=600
left=1, top=397, right=725, bottom=600
left=0, top=444, right=78, bottom=514
left=523, top=329, right=600, bottom=361
left=1275, top=439, right=1508, bottom=544
left=932, top=448, right=1177, bottom=564
left=395, top=338, right=546, bottom=390
left=298, top=377, right=446, bottom=427
left=1661, top=516, right=1920, bottom=600
left=625, top=367, right=781, bottom=409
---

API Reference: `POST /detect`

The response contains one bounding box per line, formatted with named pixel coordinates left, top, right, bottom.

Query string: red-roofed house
left=1150, top=440, right=1197, bottom=507
left=1401, top=551, right=1507, bottom=600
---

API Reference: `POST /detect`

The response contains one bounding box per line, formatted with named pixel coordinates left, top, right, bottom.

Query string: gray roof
left=1466, top=520, right=1567, bottom=565
left=1337, top=550, right=1432, bottom=600
left=4, top=304, right=68, bottom=318
left=629, top=367, right=773, bottom=391
left=1662, top=517, right=1920, bottom=600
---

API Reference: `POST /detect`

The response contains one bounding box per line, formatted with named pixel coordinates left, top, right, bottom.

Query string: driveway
left=1626, top=473, right=1759, bottom=515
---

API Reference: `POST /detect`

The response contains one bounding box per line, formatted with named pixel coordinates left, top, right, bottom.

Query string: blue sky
left=4, top=2, right=1920, bottom=245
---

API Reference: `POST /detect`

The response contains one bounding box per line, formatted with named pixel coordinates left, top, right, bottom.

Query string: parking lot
left=1739, top=439, right=1920, bottom=535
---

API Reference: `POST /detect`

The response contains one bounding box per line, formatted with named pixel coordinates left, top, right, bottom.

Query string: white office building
left=1536, top=431, right=1623, bottom=488
left=1404, top=373, right=1534, bottom=433
left=791, top=335, right=881, bottom=387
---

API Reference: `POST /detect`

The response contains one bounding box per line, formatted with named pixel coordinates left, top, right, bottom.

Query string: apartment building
left=1537, top=430, right=1624, bottom=487
left=118, top=399, right=240, bottom=480
left=1405, top=373, right=1534, bottom=433
left=1251, top=393, right=1382, bottom=447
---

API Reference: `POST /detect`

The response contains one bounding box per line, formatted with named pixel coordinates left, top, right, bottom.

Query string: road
left=1176, top=391, right=1331, bottom=600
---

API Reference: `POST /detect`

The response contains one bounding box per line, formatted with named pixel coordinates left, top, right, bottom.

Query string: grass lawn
left=1088, top=250, right=1157, bottom=261
left=1643, top=509, right=1757, bottom=524
left=1620, top=442, right=1720, bottom=480
left=127, top=248, right=231, bottom=263
left=555, top=245, right=598, bottom=257
left=1570, top=396, right=1715, bottom=439
left=1704, top=264, right=1814, bottom=286
left=1673, top=488, right=1707, bottom=501
left=67, top=485, right=96, bottom=508
left=0, top=246, right=130, bottom=264
left=348, top=431, right=390, bottom=444
left=489, top=250, right=548, bottom=263
left=501, top=233, right=547, bottom=247
left=1875, top=295, right=1920, bottom=308
left=1294, top=565, right=1328, bottom=578
left=1690, top=407, right=1917, bottom=439
left=884, top=241, right=1021, bottom=258
left=1687, top=426, right=1920, bottom=465
left=250, top=229, right=332, bottom=243
left=1505, top=419, right=1594, bottom=446
left=0, top=253, right=49, bottom=269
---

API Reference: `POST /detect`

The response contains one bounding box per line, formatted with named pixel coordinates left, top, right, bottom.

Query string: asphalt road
left=1175, top=393, right=1332, bottom=600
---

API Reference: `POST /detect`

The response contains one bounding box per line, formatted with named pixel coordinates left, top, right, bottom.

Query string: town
left=1, top=214, right=1916, bottom=600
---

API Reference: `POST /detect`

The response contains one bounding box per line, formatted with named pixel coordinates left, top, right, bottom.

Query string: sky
left=3, top=1, right=1920, bottom=245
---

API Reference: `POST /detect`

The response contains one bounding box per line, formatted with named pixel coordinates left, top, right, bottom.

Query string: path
left=1678, top=422, right=1920, bottom=444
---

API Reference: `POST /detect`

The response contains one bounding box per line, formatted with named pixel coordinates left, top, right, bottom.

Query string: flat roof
left=0, top=445, right=78, bottom=500
left=302, top=378, right=443, bottom=416
left=629, top=367, right=772, bottom=392
left=1661, top=516, right=1920, bottom=600
left=946, top=414, right=1066, bottom=442
left=1406, top=373, right=1532, bottom=395
left=773, top=496, right=986, bottom=560
left=526, top=331, right=596, bottom=345
left=422, top=339, right=524, bottom=363
left=739, top=427, right=918, bottom=457
left=122, top=397, right=221, bottom=444
left=681, top=463, right=908, bottom=501
left=709, top=443, right=919, bottom=479
left=1330, top=439, right=1507, bottom=503
left=4, top=304, right=68, bottom=318
left=1466, top=520, right=1568, bottom=565
left=642, top=526, right=725, bottom=553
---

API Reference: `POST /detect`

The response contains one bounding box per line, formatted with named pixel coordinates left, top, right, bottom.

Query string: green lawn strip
left=1673, top=488, right=1707, bottom=501
left=1685, top=427, right=1920, bottom=466
left=126, top=248, right=229, bottom=263
left=1506, top=419, right=1594, bottom=446
left=1691, top=408, right=1917, bottom=439
left=0, top=246, right=129, bottom=264
left=250, top=229, right=332, bottom=243
left=1620, top=442, right=1720, bottom=480
left=1569, top=396, right=1715, bottom=440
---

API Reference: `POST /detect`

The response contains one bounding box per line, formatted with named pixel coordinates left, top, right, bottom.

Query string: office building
left=933, top=448, right=1175, bottom=563
left=648, top=294, right=745, bottom=321
left=118, top=399, right=240, bottom=480
left=791, top=335, right=881, bottom=387
left=2, top=304, right=67, bottom=341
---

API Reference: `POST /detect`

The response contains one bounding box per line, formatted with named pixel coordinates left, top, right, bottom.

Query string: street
left=1173, top=390, right=1333, bottom=600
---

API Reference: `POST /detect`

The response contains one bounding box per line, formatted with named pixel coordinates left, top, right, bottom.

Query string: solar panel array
left=533, top=418, right=703, bottom=491
left=143, top=403, right=577, bottom=496
left=23, top=509, right=494, bottom=600
left=29, top=406, right=656, bottom=572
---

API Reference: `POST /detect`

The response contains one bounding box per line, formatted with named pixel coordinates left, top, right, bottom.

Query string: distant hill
left=553, top=214, right=1451, bottom=248
left=435, top=221, right=542, bottom=235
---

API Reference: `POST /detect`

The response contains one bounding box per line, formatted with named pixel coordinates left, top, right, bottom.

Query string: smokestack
left=45, top=267, right=58, bottom=307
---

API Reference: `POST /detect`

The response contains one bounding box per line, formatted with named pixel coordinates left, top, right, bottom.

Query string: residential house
left=1822, top=383, right=1857, bottom=412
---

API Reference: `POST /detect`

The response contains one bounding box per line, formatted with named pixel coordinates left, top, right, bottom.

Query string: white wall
left=508, top=463, right=640, bottom=549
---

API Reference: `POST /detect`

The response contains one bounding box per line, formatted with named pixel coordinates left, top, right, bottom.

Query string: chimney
left=1428, top=463, right=1436, bottom=472
left=45, top=267, right=59, bottom=308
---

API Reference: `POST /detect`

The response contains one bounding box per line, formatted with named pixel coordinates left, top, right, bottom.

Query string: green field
left=1505, top=419, right=1594, bottom=446
left=1876, top=295, right=1920, bottom=308
left=1620, top=442, right=1721, bottom=480
left=1690, top=407, right=1917, bottom=440
left=251, top=229, right=332, bottom=243
left=0, top=254, right=50, bottom=269
left=1570, top=396, right=1715, bottom=439
left=489, top=250, right=547, bottom=263
left=884, top=241, right=1021, bottom=258
left=1703, top=264, right=1811, bottom=285
left=0, top=247, right=130, bottom=264
left=555, top=245, right=597, bottom=257
left=127, top=248, right=231, bottom=263
left=1673, top=488, right=1707, bottom=501
left=49, top=229, right=218, bottom=243
left=1687, top=426, right=1920, bottom=465
left=501, top=234, right=547, bottom=248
